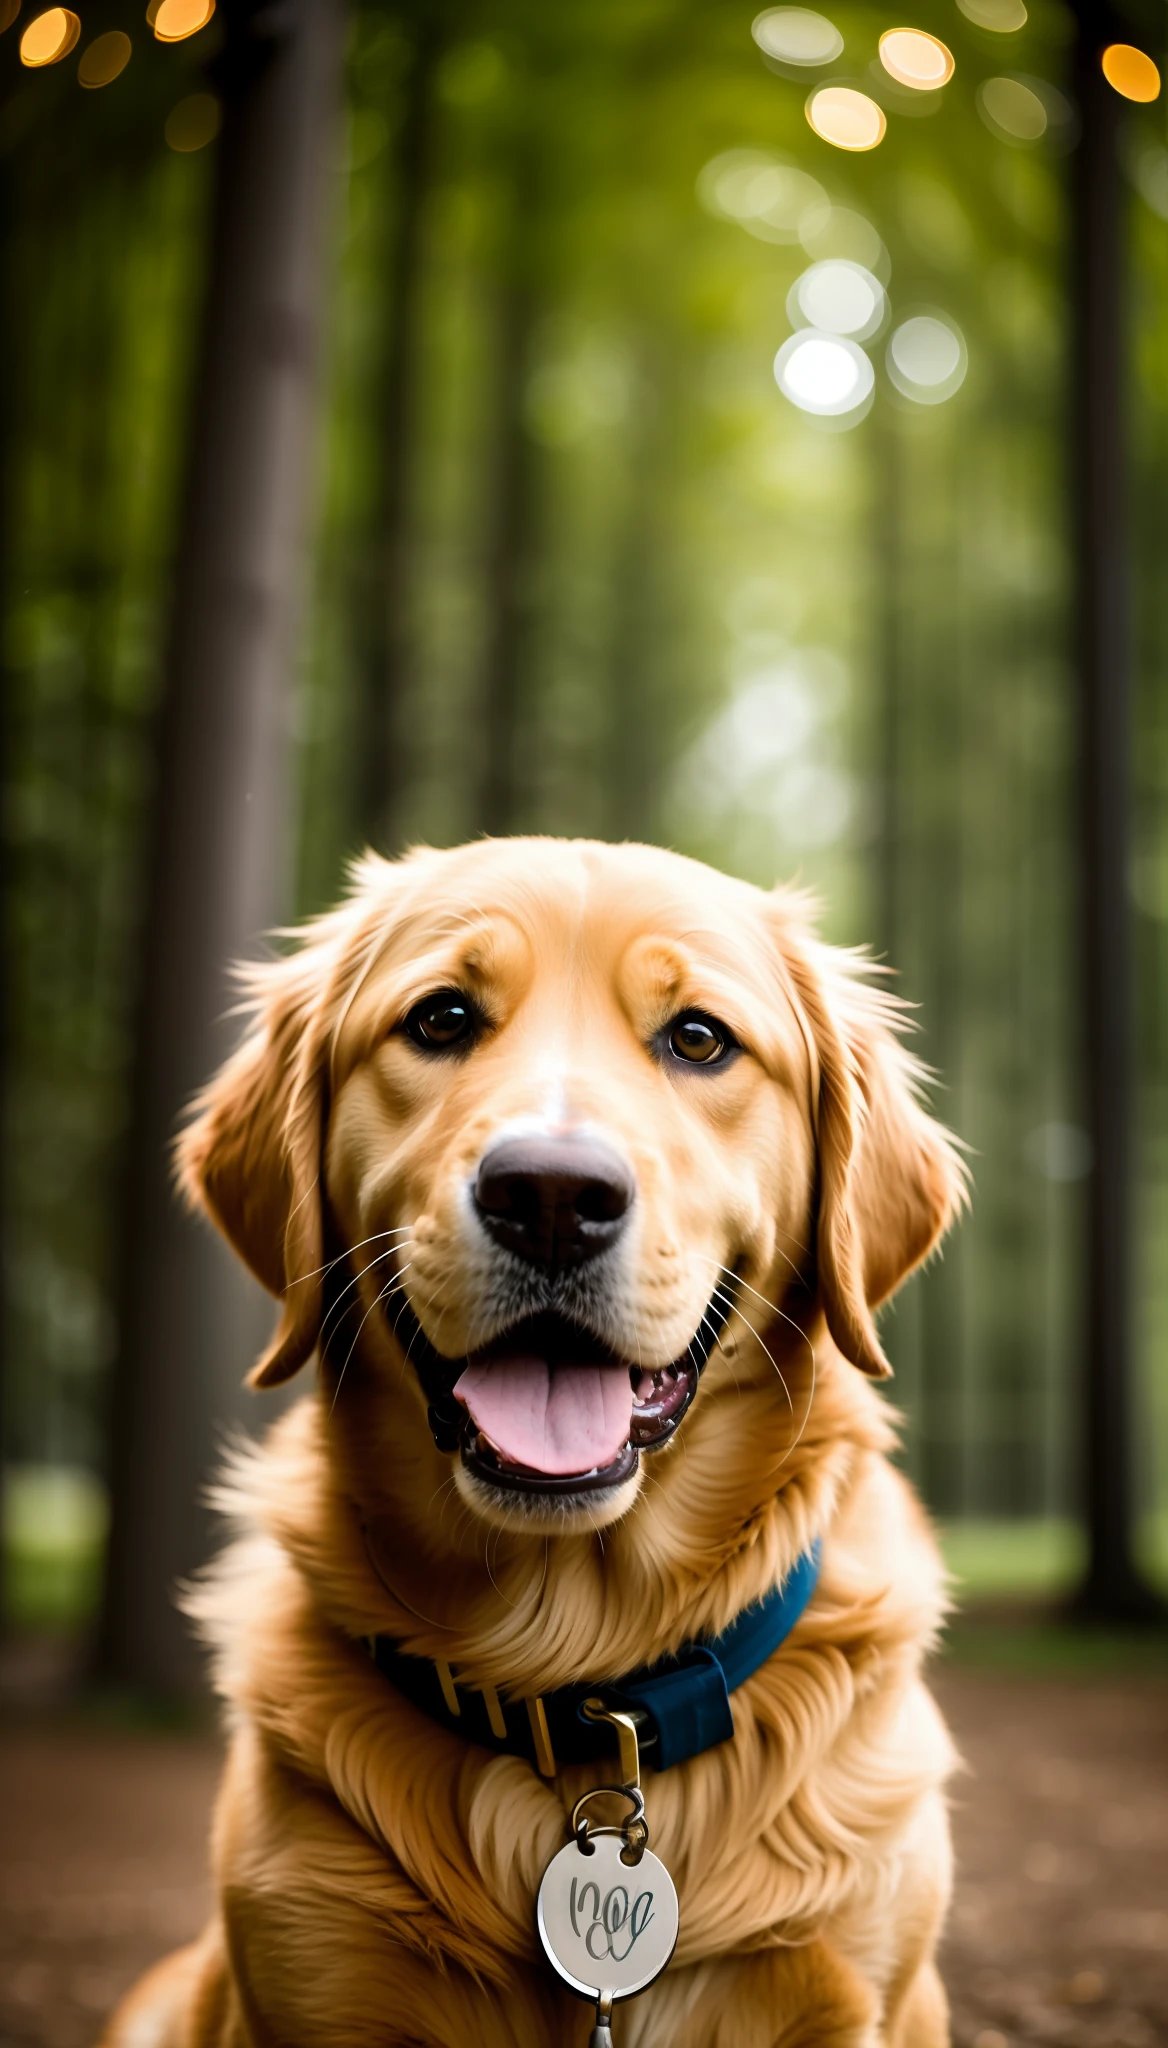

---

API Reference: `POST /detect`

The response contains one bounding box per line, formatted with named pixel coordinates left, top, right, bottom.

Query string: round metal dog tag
left=536, top=1834, right=679, bottom=2003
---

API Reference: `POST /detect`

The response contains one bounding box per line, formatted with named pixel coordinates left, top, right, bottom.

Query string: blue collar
left=367, top=1541, right=821, bottom=1775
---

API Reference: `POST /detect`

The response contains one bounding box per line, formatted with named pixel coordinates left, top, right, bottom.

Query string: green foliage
left=2, top=1464, right=107, bottom=1627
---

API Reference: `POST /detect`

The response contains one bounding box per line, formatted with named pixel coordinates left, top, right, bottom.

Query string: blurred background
left=1, top=0, right=1167, bottom=2043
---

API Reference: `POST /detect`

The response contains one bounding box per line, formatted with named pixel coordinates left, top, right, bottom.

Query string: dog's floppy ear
left=175, top=943, right=337, bottom=1389
left=781, top=929, right=966, bottom=1378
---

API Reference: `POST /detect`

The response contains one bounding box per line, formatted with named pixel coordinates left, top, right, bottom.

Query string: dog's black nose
left=473, top=1134, right=635, bottom=1270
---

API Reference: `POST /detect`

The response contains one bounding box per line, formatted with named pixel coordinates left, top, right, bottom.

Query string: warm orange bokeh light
left=153, top=0, right=214, bottom=42
left=806, top=84, right=887, bottom=150
left=0, top=0, right=22, bottom=35
left=1101, top=43, right=1161, bottom=103
left=878, top=28, right=954, bottom=90
left=20, top=4, right=79, bottom=62
left=78, top=28, right=132, bottom=84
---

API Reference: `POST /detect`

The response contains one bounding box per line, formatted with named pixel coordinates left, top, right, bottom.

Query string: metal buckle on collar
left=432, top=1657, right=559, bottom=1776
left=432, top=1659, right=507, bottom=1737
left=525, top=1696, right=557, bottom=1777
left=423, top=1661, right=658, bottom=1783
left=581, top=1697, right=654, bottom=1789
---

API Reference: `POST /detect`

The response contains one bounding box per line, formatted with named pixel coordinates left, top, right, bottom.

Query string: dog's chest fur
left=193, top=1392, right=955, bottom=2044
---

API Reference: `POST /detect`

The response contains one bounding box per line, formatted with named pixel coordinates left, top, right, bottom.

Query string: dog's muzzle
left=387, top=1287, right=736, bottom=1498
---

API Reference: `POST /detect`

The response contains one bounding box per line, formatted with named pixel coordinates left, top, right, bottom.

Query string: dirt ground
left=0, top=1664, right=1165, bottom=2048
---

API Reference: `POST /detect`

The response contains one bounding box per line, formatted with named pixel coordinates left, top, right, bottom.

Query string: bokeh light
left=801, top=204, right=889, bottom=280
left=774, top=330, right=875, bottom=419
left=977, top=74, right=1048, bottom=141
left=878, top=29, right=954, bottom=91
left=956, top=0, right=1026, bottom=27
left=78, top=29, right=131, bottom=85
left=788, top=260, right=885, bottom=339
left=886, top=314, right=967, bottom=403
left=0, top=0, right=21, bottom=34
left=806, top=85, right=886, bottom=150
left=697, top=149, right=830, bottom=243
left=752, top=6, right=843, bottom=66
left=676, top=655, right=854, bottom=855
left=19, top=5, right=78, bottom=63
left=438, top=40, right=506, bottom=106
left=153, top=0, right=214, bottom=42
left=1101, top=45, right=1160, bottom=104
left=1126, top=139, right=1168, bottom=220
left=165, top=91, right=221, bottom=152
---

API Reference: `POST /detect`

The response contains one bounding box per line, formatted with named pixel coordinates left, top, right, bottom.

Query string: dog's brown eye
left=404, top=992, right=477, bottom=1051
left=669, top=1014, right=728, bottom=1064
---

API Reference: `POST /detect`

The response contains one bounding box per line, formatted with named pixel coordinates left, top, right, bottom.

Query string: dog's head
left=180, top=840, right=964, bottom=1534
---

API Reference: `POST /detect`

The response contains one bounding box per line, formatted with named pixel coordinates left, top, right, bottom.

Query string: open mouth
left=455, top=1314, right=702, bottom=1495
left=394, top=1289, right=735, bottom=1498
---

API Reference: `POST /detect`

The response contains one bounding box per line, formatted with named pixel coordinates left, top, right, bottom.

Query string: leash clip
left=581, top=1695, right=643, bottom=1792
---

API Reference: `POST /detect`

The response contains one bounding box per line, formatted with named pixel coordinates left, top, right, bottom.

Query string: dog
left=104, top=836, right=965, bottom=2048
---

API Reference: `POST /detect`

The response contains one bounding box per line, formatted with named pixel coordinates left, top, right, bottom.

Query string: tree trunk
left=1068, top=1, right=1162, bottom=1620
left=353, top=13, right=442, bottom=852
left=0, top=158, right=11, bottom=1633
left=604, top=357, right=666, bottom=846
left=99, top=0, right=346, bottom=1696
left=477, top=143, right=539, bottom=838
left=874, top=406, right=902, bottom=970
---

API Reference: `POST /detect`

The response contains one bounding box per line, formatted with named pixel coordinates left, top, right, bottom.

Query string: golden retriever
left=104, top=837, right=965, bottom=2048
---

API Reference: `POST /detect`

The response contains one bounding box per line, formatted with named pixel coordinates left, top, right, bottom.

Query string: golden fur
left=104, top=838, right=966, bottom=2048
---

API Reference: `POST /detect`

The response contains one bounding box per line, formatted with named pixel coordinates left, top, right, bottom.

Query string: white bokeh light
left=751, top=6, right=843, bottom=65
left=977, top=73, right=1074, bottom=145
left=878, top=28, right=954, bottom=90
left=886, top=314, right=967, bottom=402
left=674, top=653, right=855, bottom=858
left=1023, top=1122, right=1094, bottom=1182
left=788, top=260, right=885, bottom=339
left=800, top=204, right=890, bottom=280
left=977, top=74, right=1047, bottom=140
left=697, top=149, right=830, bottom=243
left=957, top=0, right=1027, bottom=30
left=806, top=84, right=886, bottom=150
left=775, top=331, right=875, bottom=418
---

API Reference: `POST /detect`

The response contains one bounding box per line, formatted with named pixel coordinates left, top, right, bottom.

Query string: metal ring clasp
left=570, top=1784, right=650, bottom=1866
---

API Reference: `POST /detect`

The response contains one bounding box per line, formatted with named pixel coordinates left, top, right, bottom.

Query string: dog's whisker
left=318, top=1244, right=407, bottom=1354
left=387, top=1279, right=428, bottom=1389
left=742, top=1314, right=794, bottom=1419
left=698, top=1271, right=813, bottom=1456
left=482, top=1524, right=518, bottom=1610
left=285, top=1226, right=413, bottom=1291
left=778, top=1336, right=817, bottom=1472
left=704, top=1286, right=795, bottom=1433
left=688, top=1252, right=797, bottom=1331
left=696, top=1258, right=817, bottom=1393
left=380, top=1261, right=443, bottom=1382
left=330, top=1267, right=412, bottom=1416
left=426, top=1471, right=462, bottom=1531
left=360, top=1517, right=452, bottom=1633
left=381, top=1260, right=421, bottom=1349
left=694, top=1306, right=744, bottom=1397
left=321, top=1240, right=413, bottom=1350
left=701, top=1268, right=819, bottom=1473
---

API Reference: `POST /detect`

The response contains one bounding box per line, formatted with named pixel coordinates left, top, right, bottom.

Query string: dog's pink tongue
left=454, top=1354, right=633, bottom=1476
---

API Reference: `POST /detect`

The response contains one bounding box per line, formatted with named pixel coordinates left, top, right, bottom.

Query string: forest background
left=2, top=0, right=1167, bottom=1666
